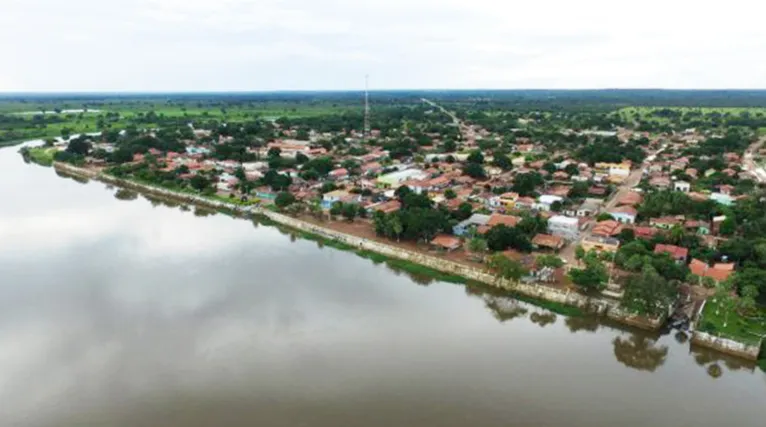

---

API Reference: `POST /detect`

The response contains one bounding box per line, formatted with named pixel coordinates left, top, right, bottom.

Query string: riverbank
left=51, top=162, right=664, bottom=324
left=48, top=161, right=766, bottom=364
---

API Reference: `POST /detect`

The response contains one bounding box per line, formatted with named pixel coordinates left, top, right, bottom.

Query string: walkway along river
left=0, top=141, right=764, bottom=427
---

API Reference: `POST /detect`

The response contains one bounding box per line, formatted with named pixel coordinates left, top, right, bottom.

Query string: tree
left=719, top=216, right=737, bottom=236
left=486, top=225, right=533, bottom=252
left=492, top=154, right=513, bottom=171
left=623, top=264, right=678, bottom=316
left=444, top=189, right=457, bottom=200
left=488, top=253, right=527, bottom=281
left=596, top=213, right=615, bottom=222
left=468, top=237, right=488, bottom=258
left=727, top=268, right=766, bottom=303
left=575, top=245, right=586, bottom=261
left=330, top=201, right=344, bottom=217
left=467, top=150, right=485, bottom=164
left=463, top=162, right=486, bottom=179
left=455, top=202, right=473, bottom=221
left=66, top=138, right=91, bottom=155
left=388, top=214, right=403, bottom=241
left=511, top=172, right=543, bottom=196
left=189, top=174, right=210, bottom=192
left=295, top=152, right=309, bottom=164
left=275, top=191, right=297, bottom=209
left=537, top=254, right=564, bottom=269
left=342, top=203, right=359, bottom=221
left=569, top=252, right=608, bottom=292
left=441, top=140, right=457, bottom=153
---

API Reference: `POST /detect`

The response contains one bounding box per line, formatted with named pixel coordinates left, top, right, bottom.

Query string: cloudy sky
left=1, top=0, right=764, bottom=92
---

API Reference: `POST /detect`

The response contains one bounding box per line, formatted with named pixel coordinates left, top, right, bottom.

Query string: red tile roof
left=532, top=234, right=564, bottom=249
left=487, top=214, right=521, bottom=228
left=618, top=191, right=643, bottom=206
left=689, top=259, right=734, bottom=282
left=654, top=244, right=688, bottom=260
left=592, top=220, right=623, bottom=237
left=430, top=234, right=462, bottom=250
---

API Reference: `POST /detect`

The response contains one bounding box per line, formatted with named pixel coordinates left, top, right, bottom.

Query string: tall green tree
left=569, top=252, right=608, bottom=292
left=622, top=264, right=678, bottom=316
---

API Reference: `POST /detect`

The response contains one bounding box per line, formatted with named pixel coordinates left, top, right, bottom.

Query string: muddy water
left=0, top=144, right=764, bottom=427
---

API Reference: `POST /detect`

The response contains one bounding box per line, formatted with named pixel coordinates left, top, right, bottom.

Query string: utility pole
left=364, top=74, right=370, bottom=141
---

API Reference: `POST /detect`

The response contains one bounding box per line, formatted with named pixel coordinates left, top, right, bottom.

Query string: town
left=22, top=98, right=766, bottom=358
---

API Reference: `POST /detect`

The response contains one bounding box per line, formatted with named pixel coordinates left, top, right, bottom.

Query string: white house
left=535, top=195, right=564, bottom=211
left=548, top=215, right=580, bottom=241
left=608, top=206, right=638, bottom=224
left=674, top=180, right=691, bottom=192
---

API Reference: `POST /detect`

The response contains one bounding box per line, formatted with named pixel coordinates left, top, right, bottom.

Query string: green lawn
left=698, top=298, right=766, bottom=346
left=26, top=147, right=57, bottom=166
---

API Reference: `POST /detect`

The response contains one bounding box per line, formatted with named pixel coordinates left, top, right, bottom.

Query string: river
left=0, top=142, right=764, bottom=427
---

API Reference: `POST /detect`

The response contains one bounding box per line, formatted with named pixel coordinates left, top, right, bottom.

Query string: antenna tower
left=364, top=74, right=371, bottom=141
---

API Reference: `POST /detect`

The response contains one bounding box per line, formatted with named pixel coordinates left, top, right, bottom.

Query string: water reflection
left=483, top=295, right=529, bottom=322
left=613, top=334, right=668, bottom=372
left=54, top=168, right=90, bottom=184
left=565, top=316, right=600, bottom=333
left=529, top=311, right=557, bottom=327
left=114, top=189, right=138, bottom=201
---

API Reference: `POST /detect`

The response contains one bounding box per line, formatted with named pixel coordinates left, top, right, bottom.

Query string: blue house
left=453, top=214, right=491, bottom=237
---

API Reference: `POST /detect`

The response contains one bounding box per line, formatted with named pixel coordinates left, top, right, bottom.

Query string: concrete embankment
left=690, top=331, right=762, bottom=361
left=54, top=162, right=664, bottom=331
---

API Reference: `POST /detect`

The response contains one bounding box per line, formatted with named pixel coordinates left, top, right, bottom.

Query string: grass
left=26, top=147, right=57, bottom=166
left=698, top=299, right=766, bottom=347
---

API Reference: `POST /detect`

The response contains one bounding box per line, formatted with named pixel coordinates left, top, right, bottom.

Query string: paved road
left=559, top=146, right=662, bottom=265
left=421, top=98, right=472, bottom=140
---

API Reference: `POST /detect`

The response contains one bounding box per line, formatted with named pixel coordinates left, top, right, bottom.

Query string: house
left=369, top=200, right=402, bottom=214
left=532, top=234, right=565, bottom=251
left=589, top=186, right=608, bottom=197
left=431, top=234, right=462, bottom=252
left=617, top=191, right=643, bottom=206
left=650, top=216, right=683, bottom=229
left=487, top=213, right=521, bottom=228
left=689, top=259, right=735, bottom=283
left=552, top=171, right=569, bottom=181
left=490, top=192, right=519, bottom=210
left=608, top=206, right=637, bottom=224
left=581, top=236, right=621, bottom=253
left=649, top=176, right=671, bottom=189
left=710, top=192, right=734, bottom=206
left=632, top=226, right=659, bottom=240
left=717, top=184, right=735, bottom=196
left=322, top=190, right=361, bottom=208
left=329, top=168, right=349, bottom=180
left=577, top=198, right=603, bottom=217
left=547, top=215, right=580, bottom=241
left=688, top=192, right=709, bottom=202
left=654, top=244, right=689, bottom=264
left=535, top=195, right=563, bottom=211
left=592, top=220, right=623, bottom=237
left=376, top=169, right=428, bottom=188
left=453, top=213, right=491, bottom=236
left=674, top=180, right=691, bottom=192
left=684, top=220, right=711, bottom=235
left=515, top=196, right=536, bottom=210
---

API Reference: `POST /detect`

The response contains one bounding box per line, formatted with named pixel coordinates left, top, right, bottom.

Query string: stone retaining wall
left=52, top=162, right=665, bottom=331
left=691, top=331, right=762, bottom=361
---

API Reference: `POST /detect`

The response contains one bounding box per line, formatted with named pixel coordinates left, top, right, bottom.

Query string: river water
left=0, top=142, right=764, bottom=427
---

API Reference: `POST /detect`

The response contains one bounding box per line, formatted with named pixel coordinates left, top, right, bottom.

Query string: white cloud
left=0, top=0, right=764, bottom=90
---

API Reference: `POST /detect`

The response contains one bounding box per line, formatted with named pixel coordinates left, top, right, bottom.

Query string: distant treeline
left=3, top=89, right=766, bottom=109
